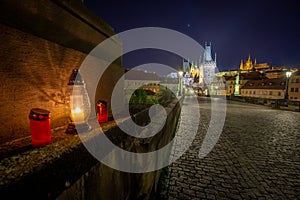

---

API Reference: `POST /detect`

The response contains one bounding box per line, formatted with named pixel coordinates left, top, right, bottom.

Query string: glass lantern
left=65, top=69, right=91, bottom=134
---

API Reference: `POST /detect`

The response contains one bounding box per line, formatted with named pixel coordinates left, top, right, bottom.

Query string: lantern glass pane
left=66, top=84, right=91, bottom=124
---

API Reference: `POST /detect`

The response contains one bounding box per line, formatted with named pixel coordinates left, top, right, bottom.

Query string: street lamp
left=178, top=71, right=183, bottom=96
left=65, top=69, right=91, bottom=134
left=285, top=71, right=292, bottom=100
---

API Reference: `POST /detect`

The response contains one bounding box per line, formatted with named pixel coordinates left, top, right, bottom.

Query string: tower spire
left=204, top=42, right=212, bottom=61
left=214, top=52, right=217, bottom=62
left=240, top=59, right=244, bottom=70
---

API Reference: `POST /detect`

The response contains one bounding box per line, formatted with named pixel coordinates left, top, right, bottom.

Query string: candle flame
left=73, top=107, right=82, bottom=113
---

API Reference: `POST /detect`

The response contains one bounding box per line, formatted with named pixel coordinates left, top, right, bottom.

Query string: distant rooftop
left=241, top=78, right=286, bottom=90
left=125, top=70, right=160, bottom=81
left=240, top=71, right=265, bottom=80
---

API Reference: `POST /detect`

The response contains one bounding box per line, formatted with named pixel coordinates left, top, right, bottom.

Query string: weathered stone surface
left=0, top=0, right=119, bottom=56
left=0, top=0, right=124, bottom=144
left=167, top=98, right=300, bottom=199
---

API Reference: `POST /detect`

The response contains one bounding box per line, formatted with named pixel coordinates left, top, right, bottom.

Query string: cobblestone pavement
left=167, top=97, right=300, bottom=200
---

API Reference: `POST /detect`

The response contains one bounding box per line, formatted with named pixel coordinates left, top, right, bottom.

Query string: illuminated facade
left=210, top=76, right=226, bottom=96
left=182, top=42, right=217, bottom=87
left=182, top=59, right=202, bottom=86
left=288, top=70, right=300, bottom=101
left=265, top=69, right=284, bottom=79
left=240, top=79, right=286, bottom=100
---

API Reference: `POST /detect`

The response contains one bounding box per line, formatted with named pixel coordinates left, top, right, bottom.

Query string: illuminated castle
left=240, top=55, right=270, bottom=71
left=182, top=42, right=217, bottom=86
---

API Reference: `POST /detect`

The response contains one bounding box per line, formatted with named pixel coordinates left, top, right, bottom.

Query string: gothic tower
left=202, top=42, right=217, bottom=85
left=182, top=58, right=190, bottom=73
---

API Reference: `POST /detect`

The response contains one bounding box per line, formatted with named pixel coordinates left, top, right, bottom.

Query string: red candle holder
left=29, top=108, right=51, bottom=147
left=97, top=100, right=108, bottom=123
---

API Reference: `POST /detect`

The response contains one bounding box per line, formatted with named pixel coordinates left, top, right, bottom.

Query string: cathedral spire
left=240, top=59, right=244, bottom=70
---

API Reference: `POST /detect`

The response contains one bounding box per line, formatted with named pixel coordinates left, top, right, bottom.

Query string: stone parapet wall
left=57, top=99, right=182, bottom=200
left=0, top=98, right=182, bottom=199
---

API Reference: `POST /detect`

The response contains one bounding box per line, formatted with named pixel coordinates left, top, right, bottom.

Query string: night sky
left=84, top=0, right=300, bottom=72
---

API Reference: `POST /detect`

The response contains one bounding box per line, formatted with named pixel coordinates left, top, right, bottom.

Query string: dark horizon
left=84, top=0, right=300, bottom=72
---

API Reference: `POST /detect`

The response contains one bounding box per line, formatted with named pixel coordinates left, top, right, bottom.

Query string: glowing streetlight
left=285, top=71, right=292, bottom=100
